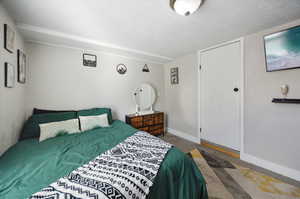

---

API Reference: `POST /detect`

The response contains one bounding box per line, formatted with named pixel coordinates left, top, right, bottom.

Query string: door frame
left=197, top=37, right=245, bottom=153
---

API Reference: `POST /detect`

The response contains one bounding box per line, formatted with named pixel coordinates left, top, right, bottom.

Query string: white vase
left=280, top=85, right=289, bottom=98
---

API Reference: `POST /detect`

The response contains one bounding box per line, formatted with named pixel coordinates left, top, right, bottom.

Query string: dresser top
left=126, top=111, right=163, bottom=118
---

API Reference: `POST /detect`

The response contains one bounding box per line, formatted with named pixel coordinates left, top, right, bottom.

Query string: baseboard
left=241, top=153, right=300, bottom=182
left=167, top=128, right=199, bottom=144
left=167, top=128, right=300, bottom=182
left=201, top=140, right=240, bottom=159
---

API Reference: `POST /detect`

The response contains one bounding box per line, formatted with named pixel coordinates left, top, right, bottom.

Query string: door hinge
left=200, top=128, right=202, bottom=133
left=199, top=64, right=202, bottom=70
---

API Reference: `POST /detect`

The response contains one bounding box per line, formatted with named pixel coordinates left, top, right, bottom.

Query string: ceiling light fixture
left=170, top=0, right=202, bottom=16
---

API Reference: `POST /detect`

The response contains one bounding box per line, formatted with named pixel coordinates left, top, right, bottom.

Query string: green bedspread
left=0, top=120, right=207, bottom=199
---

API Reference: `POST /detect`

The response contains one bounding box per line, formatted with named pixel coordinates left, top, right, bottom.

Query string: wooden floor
left=160, top=132, right=300, bottom=187
left=201, top=140, right=240, bottom=159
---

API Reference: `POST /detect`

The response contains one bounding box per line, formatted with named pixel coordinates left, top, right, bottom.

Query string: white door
left=200, top=41, right=241, bottom=151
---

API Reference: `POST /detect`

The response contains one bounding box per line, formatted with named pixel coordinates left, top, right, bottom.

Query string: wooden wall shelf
left=272, top=98, right=300, bottom=104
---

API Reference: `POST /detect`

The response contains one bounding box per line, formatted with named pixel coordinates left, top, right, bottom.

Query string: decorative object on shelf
left=170, top=67, right=179, bottom=84
left=4, top=24, right=15, bottom=53
left=170, top=0, right=203, bottom=16
left=142, top=64, right=150, bottom=72
left=264, top=25, right=300, bottom=72
left=17, top=49, right=26, bottom=83
left=280, top=84, right=289, bottom=98
left=133, top=83, right=156, bottom=115
left=83, top=53, right=97, bottom=67
left=116, top=64, right=127, bottom=74
left=4, top=63, right=15, bottom=88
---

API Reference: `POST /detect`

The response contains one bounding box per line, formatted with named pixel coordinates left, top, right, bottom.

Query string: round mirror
left=133, top=84, right=156, bottom=114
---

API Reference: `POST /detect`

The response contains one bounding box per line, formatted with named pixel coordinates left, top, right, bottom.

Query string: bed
left=0, top=110, right=208, bottom=199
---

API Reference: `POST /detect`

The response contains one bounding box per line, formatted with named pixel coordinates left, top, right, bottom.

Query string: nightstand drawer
left=154, top=113, right=164, bottom=124
left=130, top=117, right=143, bottom=128
left=125, top=112, right=165, bottom=136
left=149, top=124, right=163, bottom=131
left=150, top=129, right=164, bottom=135
left=149, top=124, right=164, bottom=135
left=144, top=115, right=154, bottom=126
left=139, top=127, right=149, bottom=131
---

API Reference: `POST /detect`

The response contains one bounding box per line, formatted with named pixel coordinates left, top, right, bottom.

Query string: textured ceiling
left=2, top=0, right=300, bottom=62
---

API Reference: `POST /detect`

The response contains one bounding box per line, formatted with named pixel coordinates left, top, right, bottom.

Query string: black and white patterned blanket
left=30, top=131, right=172, bottom=199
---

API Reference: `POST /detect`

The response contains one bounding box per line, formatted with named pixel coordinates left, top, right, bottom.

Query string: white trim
left=199, top=38, right=243, bottom=53
left=240, top=37, right=245, bottom=155
left=241, top=153, right=300, bottom=182
left=197, top=50, right=202, bottom=141
left=17, top=23, right=173, bottom=64
left=26, top=40, right=167, bottom=65
left=197, top=37, right=245, bottom=152
left=167, top=128, right=199, bottom=144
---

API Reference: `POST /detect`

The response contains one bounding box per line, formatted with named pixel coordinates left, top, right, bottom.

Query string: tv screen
left=264, top=25, right=300, bottom=72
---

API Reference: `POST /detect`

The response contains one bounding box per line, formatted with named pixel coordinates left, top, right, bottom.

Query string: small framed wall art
left=5, top=63, right=15, bottom=88
left=116, top=64, right=127, bottom=74
left=142, top=64, right=150, bottom=72
left=17, top=49, right=26, bottom=83
left=83, top=53, right=97, bottom=67
left=4, top=24, right=15, bottom=53
left=170, top=67, right=179, bottom=84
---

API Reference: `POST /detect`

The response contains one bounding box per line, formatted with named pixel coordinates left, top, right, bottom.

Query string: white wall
left=0, top=4, right=26, bottom=155
left=25, top=42, right=165, bottom=120
left=164, top=53, right=199, bottom=141
left=244, top=19, right=300, bottom=172
left=164, top=19, right=300, bottom=180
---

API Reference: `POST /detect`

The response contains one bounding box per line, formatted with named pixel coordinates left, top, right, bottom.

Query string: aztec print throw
left=29, top=131, right=172, bottom=199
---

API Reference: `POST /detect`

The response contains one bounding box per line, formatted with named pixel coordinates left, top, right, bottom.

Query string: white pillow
left=79, top=114, right=110, bottom=132
left=39, top=119, right=80, bottom=142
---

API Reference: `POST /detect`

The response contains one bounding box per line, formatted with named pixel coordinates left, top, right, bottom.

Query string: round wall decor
left=116, top=64, right=127, bottom=74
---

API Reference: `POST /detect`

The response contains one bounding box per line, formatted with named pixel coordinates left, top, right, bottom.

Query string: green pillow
left=20, top=112, right=77, bottom=141
left=78, top=108, right=113, bottom=124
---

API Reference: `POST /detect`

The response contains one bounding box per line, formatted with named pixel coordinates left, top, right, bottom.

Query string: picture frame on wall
left=4, top=24, right=15, bottom=53
left=170, top=67, right=179, bottom=84
left=17, top=49, right=26, bottom=83
left=83, top=53, right=97, bottom=67
left=116, top=63, right=127, bottom=75
left=5, top=63, right=15, bottom=88
left=264, top=25, right=300, bottom=72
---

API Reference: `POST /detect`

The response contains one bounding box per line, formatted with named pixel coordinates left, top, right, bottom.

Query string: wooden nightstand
left=125, top=112, right=164, bottom=136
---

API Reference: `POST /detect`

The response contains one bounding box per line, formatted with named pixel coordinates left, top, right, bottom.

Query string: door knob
left=233, top=88, right=239, bottom=92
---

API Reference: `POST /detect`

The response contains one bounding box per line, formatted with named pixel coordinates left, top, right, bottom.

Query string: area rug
left=188, top=149, right=300, bottom=199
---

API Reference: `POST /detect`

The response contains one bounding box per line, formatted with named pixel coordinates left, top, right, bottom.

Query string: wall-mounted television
left=264, top=25, right=300, bottom=72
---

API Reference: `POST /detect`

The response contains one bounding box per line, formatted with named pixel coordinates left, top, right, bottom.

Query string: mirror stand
left=135, top=105, right=154, bottom=116
left=133, top=83, right=156, bottom=116
left=135, top=105, right=139, bottom=115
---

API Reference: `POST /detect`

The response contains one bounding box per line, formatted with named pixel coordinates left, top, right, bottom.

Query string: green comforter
left=0, top=120, right=207, bottom=199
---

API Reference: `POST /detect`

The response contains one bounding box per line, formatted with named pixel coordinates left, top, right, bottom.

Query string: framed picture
left=170, top=67, right=179, bottom=84
left=264, top=25, right=300, bottom=72
left=116, top=64, right=127, bottom=75
left=17, top=49, right=26, bottom=83
left=83, top=53, right=97, bottom=67
left=5, top=63, right=15, bottom=88
left=4, top=24, right=15, bottom=53
left=142, top=64, right=150, bottom=72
